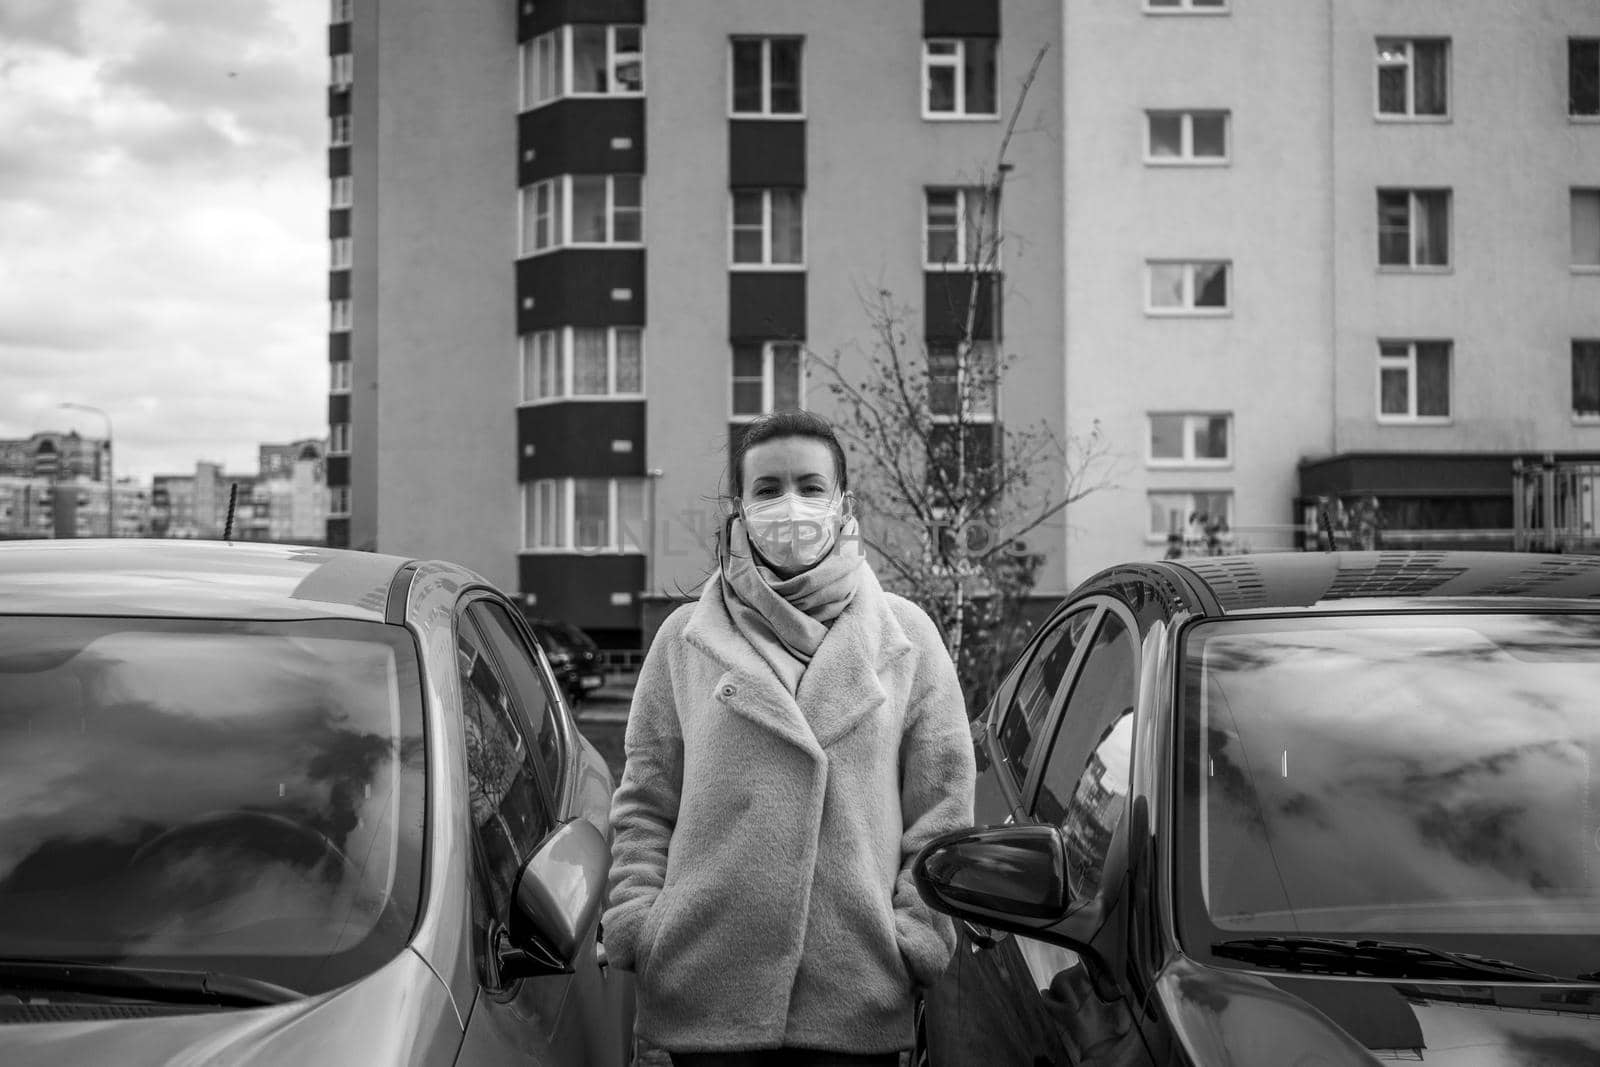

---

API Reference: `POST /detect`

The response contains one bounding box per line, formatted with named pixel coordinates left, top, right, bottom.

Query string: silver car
left=0, top=539, right=633, bottom=1065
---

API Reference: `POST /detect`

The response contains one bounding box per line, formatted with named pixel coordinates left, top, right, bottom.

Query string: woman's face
left=739, top=436, right=838, bottom=509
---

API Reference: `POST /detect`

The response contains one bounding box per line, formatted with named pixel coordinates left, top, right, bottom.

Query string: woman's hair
left=729, top=410, right=849, bottom=498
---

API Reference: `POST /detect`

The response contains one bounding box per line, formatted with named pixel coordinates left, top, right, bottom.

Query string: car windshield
left=1178, top=612, right=1600, bottom=979
left=0, top=616, right=426, bottom=996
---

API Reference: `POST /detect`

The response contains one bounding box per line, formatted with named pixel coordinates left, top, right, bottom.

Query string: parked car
left=912, top=550, right=1600, bottom=1066
left=0, top=540, right=633, bottom=1066
left=526, top=617, right=606, bottom=706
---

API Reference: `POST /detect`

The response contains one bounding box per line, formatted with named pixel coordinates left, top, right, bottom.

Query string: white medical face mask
left=741, top=492, right=842, bottom=570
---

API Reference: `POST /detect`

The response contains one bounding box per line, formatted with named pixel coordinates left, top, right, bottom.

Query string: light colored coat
left=602, top=565, right=976, bottom=1053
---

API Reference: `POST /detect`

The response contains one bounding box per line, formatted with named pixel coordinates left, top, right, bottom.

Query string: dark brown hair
left=729, top=410, right=849, bottom=498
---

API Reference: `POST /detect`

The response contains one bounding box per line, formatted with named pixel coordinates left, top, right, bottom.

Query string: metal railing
left=1513, top=456, right=1600, bottom=553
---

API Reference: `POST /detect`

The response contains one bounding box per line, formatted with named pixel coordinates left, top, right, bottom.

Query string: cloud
left=0, top=0, right=88, bottom=55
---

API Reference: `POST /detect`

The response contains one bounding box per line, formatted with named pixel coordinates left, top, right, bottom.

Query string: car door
left=452, top=597, right=620, bottom=1065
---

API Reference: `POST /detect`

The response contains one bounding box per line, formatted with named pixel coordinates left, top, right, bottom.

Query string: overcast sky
left=0, top=0, right=326, bottom=480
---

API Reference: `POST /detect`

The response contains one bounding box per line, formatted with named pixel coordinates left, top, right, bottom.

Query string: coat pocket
left=636, top=884, right=677, bottom=981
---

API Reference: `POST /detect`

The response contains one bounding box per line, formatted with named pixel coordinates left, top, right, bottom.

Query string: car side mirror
left=912, top=824, right=1071, bottom=933
left=495, top=817, right=609, bottom=982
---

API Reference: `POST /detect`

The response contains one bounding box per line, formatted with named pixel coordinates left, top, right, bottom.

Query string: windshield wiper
left=0, top=959, right=300, bottom=1007
left=1211, top=936, right=1584, bottom=984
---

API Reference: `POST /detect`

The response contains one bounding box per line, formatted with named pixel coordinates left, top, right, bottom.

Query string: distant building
left=0, top=432, right=107, bottom=482
left=0, top=476, right=149, bottom=539
left=150, top=439, right=326, bottom=542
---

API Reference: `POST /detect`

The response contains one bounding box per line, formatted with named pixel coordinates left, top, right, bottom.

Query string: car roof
left=0, top=538, right=417, bottom=621
left=1170, top=551, right=1600, bottom=614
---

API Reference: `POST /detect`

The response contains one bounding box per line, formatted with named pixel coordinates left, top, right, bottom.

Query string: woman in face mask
left=603, top=410, right=976, bottom=1067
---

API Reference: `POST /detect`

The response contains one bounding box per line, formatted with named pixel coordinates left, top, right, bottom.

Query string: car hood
left=0, top=949, right=460, bottom=1067
left=1156, top=954, right=1600, bottom=1065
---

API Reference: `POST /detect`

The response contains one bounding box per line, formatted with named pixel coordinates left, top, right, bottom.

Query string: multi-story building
left=150, top=441, right=326, bottom=542
left=0, top=432, right=108, bottom=482
left=330, top=0, right=1600, bottom=645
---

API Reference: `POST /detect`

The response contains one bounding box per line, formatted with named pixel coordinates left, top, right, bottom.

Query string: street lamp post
left=58, top=403, right=113, bottom=538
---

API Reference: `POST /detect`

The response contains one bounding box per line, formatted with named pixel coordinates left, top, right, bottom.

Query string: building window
left=730, top=189, right=804, bottom=268
left=1145, top=0, right=1228, bottom=11
left=923, top=38, right=997, bottom=119
left=524, top=478, right=646, bottom=552
left=331, top=53, right=353, bottom=89
left=731, top=341, right=804, bottom=418
left=329, top=423, right=352, bottom=454
left=731, top=37, right=802, bottom=116
left=1378, top=340, right=1451, bottom=421
left=1377, top=189, right=1450, bottom=269
left=331, top=114, right=352, bottom=146
left=1148, top=491, right=1232, bottom=541
left=330, top=299, right=352, bottom=332
left=521, top=327, right=644, bottom=403
left=1148, top=413, right=1231, bottom=466
left=521, top=24, right=644, bottom=110
left=518, top=175, right=643, bottom=256
left=1146, top=260, right=1230, bottom=314
left=330, top=361, right=352, bottom=393
left=329, top=487, right=351, bottom=516
left=330, top=0, right=352, bottom=23
left=1572, top=39, right=1600, bottom=117
left=331, top=176, right=353, bottom=208
left=928, top=342, right=998, bottom=421
left=331, top=236, right=353, bottom=269
left=925, top=187, right=998, bottom=270
left=1573, top=189, right=1600, bottom=269
left=1376, top=38, right=1449, bottom=118
left=1574, top=341, right=1600, bottom=419
left=1145, top=110, right=1229, bottom=164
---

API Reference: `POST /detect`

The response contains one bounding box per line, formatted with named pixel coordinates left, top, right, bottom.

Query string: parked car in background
left=526, top=617, right=606, bottom=706
left=0, top=540, right=632, bottom=1066
left=913, top=551, right=1600, bottom=1066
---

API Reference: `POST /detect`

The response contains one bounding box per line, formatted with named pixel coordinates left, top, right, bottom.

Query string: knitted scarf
left=718, top=513, right=865, bottom=694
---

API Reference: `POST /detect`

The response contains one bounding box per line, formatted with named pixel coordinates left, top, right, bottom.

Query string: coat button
left=720, top=684, right=736, bottom=698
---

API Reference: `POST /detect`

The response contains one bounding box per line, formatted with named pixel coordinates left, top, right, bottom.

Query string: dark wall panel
left=923, top=0, right=1000, bottom=37
left=518, top=401, right=646, bottom=480
left=519, top=99, right=645, bottom=184
left=328, top=147, right=351, bottom=177
left=729, top=122, right=806, bottom=188
left=325, top=518, right=350, bottom=548
left=329, top=333, right=351, bottom=361
left=516, top=250, right=646, bottom=332
left=527, top=0, right=645, bottom=37
left=328, top=394, right=351, bottom=424
left=329, top=270, right=351, bottom=301
left=729, top=272, right=806, bottom=342
left=325, top=456, right=351, bottom=487
left=329, top=210, right=351, bottom=239
left=328, top=89, right=351, bottom=117
left=924, top=271, right=1001, bottom=342
left=329, top=23, right=352, bottom=54
left=519, top=553, right=646, bottom=632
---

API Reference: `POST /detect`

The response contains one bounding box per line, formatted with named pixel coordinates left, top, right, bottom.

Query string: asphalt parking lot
left=572, top=670, right=634, bottom=783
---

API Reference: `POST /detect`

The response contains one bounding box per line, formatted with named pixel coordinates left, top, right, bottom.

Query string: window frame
left=1147, top=412, right=1232, bottom=468
left=1375, top=339, right=1453, bottom=424
left=1144, top=259, right=1232, bottom=316
left=331, top=236, right=353, bottom=270
left=330, top=361, right=352, bottom=394
left=1571, top=38, right=1599, bottom=120
left=1573, top=339, right=1600, bottom=422
left=1376, top=188, right=1452, bottom=271
left=1146, top=490, right=1234, bottom=543
left=927, top=340, right=999, bottom=423
left=728, top=188, right=805, bottom=270
left=330, top=299, right=352, bottom=332
left=328, top=486, right=351, bottom=516
left=1143, top=0, right=1230, bottom=13
left=921, top=37, right=999, bottom=121
left=520, top=24, right=645, bottom=111
left=729, top=36, right=804, bottom=118
left=1375, top=37, right=1451, bottom=121
left=523, top=477, right=647, bottom=554
left=330, top=0, right=352, bottom=23
left=730, top=340, right=806, bottom=421
left=519, top=326, right=646, bottom=404
left=329, top=422, right=352, bottom=454
left=923, top=186, right=1000, bottom=271
left=331, top=114, right=352, bottom=146
left=331, top=176, right=353, bottom=208
left=1572, top=188, right=1600, bottom=272
left=1143, top=109, right=1230, bottom=165
left=518, top=174, right=645, bottom=257
left=331, top=52, right=353, bottom=90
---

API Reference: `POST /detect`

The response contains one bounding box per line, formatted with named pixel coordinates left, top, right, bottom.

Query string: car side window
left=1033, top=609, right=1138, bottom=900
left=469, top=601, right=565, bottom=799
left=997, top=607, right=1096, bottom=786
left=457, top=613, right=555, bottom=940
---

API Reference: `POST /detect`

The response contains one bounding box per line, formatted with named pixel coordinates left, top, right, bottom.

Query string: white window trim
left=518, top=175, right=644, bottom=258
left=519, top=327, right=646, bottom=405
left=730, top=341, right=807, bottom=421
left=330, top=0, right=352, bottom=24
left=330, top=361, right=352, bottom=394
left=330, top=299, right=352, bottom=332
left=1376, top=340, right=1453, bottom=424
left=1143, top=110, right=1231, bottom=165
left=921, top=38, right=1000, bottom=121
left=1146, top=412, right=1233, bottom=468
left=1574, top=340, right=1600, bottom=422
left=1143, top=0, right=1230, bottom=14
left=331, top=115, right=352, bottom=146
left=729, top=189, right=805, bottom=270
left=521, top=24, right=645, bottom=112
left=1146, top=490, right=1234, bottom=543
left=1144, top=259, right=1232, bottom=316
left=1375, top=37, right=1451, bottom=121
left=523, top=477, right=647, bottom=554
left=923, top=187, right=1001, bottom=271
left=728, top=36, right=805, bottom=119
left=329, top=423, right=352, bottom=454
left=331, top=236, right=353, bottom=270
left=1572, top=188, right=1600, bottom=271
left=1377, top=188, right=1452, bottom=271
left=328, top=487, right=351, bottom=517
left=928, top=341, right=1000, bottom=424
left=1574, top=38, right=1600, bottom=121
left=331, top=53, right=353, bottom=90
left=331, top=176, right=353, bottom=208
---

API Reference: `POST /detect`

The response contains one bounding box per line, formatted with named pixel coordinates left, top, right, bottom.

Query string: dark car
left=527, top=617, right=606, bottom=706
left=0, top=540, right=633, bottom=1065
left=912, top=551, right=1600, bottom=1066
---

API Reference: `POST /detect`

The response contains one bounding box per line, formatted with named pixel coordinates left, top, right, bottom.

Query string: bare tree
left=806, top=45, right=1113, bottom=713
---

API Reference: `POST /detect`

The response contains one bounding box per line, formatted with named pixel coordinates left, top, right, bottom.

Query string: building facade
left=329, top=0, right=1600, bottom=643
left=150, top=441, right=327, bottom=542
